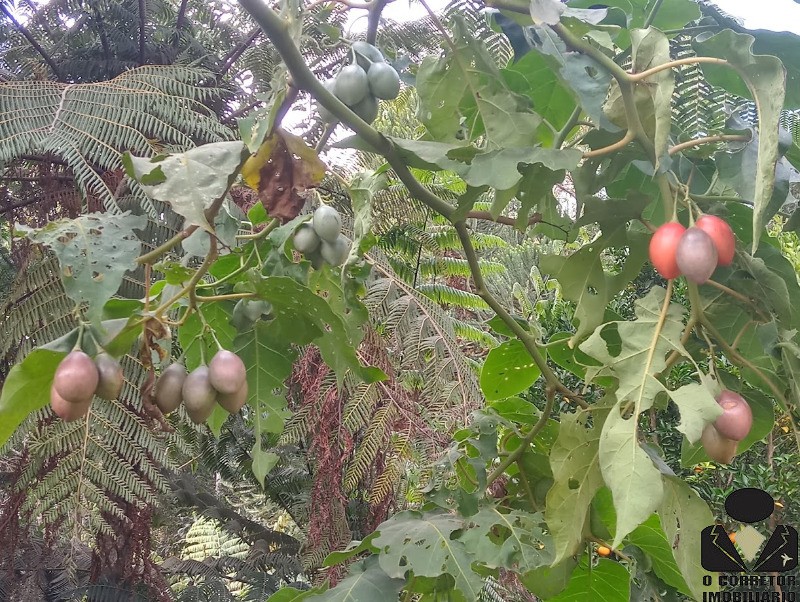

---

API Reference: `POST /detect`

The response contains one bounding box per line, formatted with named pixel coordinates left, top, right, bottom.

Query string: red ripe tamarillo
left=50, top=384, right=90, bottom=422
left=675, top=227, right=718, bottom=284
left=208, top=350, right=247, bottom=395
left=695, top=215, right=735, bottom=266
left=53, top=351, right=99, bottom=403
left=713, top=390, right=753, bottom=441
left=649, top=222, right=686, bottom=279
left=701, top=423, right=738, bottom=464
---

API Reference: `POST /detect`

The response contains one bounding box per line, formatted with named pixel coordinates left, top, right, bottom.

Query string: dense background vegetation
left=2, top=0, right=800, bottom=600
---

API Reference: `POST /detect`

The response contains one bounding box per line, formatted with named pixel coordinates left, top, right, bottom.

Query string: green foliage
left=5, top=0, right=800, bottom=600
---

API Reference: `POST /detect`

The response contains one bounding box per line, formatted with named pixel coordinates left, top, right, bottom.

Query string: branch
left=219, top=27, right=261, bottom=77
left=366, top=0, right=390, bottom=44
left=668, top=134, right=751, bottom=156
left=454, top=221, right=587, bottom=408
left=0, top=3, right=64, bottom=80
left=138, top=0, right=147, bottom=66
left=487, top=389, right=555, bottom=485
left=553, top=105, right=582, bottom=149
left=238, top=0, right=454, bottom=220
left=582, top=131, right=635, bottom=158
left=628, top=57, right=729, bottom=82
left=176, top=0, right=189, bottom=30
left=466, top=210, right=541, bottom=228
left=137, top=226, right=198, bottom=265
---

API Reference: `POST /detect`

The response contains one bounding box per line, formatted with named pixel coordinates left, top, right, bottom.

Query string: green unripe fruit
left=334, top=65, right=369, bottom=106
left=182, top=366, right=217, bottom=424
left=293, top=224, right=321, bottom=254
left=352, top=41, right=385, bottom=70
left=367, top=62, right=400, bottom=100
left=50, top=383, right=90, bottom=422
left=208, top=350, right=247, bottom=395
left=317, top=80, right=338, bottom=123
left=218, top=382, right=248, bottom=414
left=154, top=363, right=187, bottom=414
left=312, top=205, right=342, bottom=243
left=54, top=351, right=100, bottom=404
left=351, top=94, right=379, bottom=124
left=321, top=235, right=351, bottom=266
left=306, top=248, right=325, bottom=270
left=94, top=353, right=123, bottom=400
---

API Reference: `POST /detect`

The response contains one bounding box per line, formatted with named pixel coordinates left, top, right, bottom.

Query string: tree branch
left=454, top=221, right=587, bottom=408
left=176, top=0, right=190, bottom=31
left=219, top=27, right=261, bottom=78
left=668, top=134, right=751, bottom=156
left=366, top=0, right=390, bottom=44
left=138, top=0, right=147, bottom=66
left=466, top=210, right=541, bottom=228
left=0, top=3, right=64, bottom=80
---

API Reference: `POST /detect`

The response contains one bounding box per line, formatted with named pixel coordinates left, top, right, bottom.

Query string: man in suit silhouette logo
left=701, top=488, right=798, bottom=572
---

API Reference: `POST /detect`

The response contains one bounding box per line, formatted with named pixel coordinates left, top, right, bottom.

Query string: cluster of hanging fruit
left=50, top=351, right=124, bottom=421
left=292, top=205, right=351, bottom=268
left=317, top=41, right=401, bottom=125
left=649, top=214, right=735, bottom=284
left=154, top=350, right=248, bottom=424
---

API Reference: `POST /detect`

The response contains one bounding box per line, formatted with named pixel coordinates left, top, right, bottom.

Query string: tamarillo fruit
left=53, top=350, right=99, bottom=404
left=700, top=423, right=738, bottom=464
left=675, top=227, right=718, bottom=284
left=50, top=384, right=90, bottom=422
left=94, top=353, right=124, bottom=400
left=713, top=390, right=753, bottom=441
left=208, top=350, right=247, bottom=395
left=182, top=366, right=217, bottom=424
left=154, top=363, right=187, bottom=414
left=695, top=215, right=735, bottom=266
left=649, top=222, right=685, bottom=280
left=218, top=382, right=248, bottom=414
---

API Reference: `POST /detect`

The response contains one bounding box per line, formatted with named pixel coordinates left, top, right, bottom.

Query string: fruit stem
left=235, top=217, right=281, bottom=240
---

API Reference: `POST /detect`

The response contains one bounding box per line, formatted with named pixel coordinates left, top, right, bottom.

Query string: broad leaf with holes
left=480, top=339, right=541, bottom=400
left=372, top=510, right=482, bottom=600
left=123, top=141, right=247, bottom=231
left=17, top=212, right=146, bottom=322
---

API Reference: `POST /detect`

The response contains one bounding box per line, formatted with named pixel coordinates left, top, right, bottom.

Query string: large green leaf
left=693, top=30, right=785, bottom=250
left=416, top=16, right=541, bottom=147
left=658, top=477, right=717, bottom=601
left=122, top=141, right=247, bottom=231
left=523, top=25, right=617, bottom=131
left=17, top=212, right=146, bottom=322
left=630, top=28, right=674, bottom=168
left=627, top=514, right=690, bottom=597
left=234, top=322, right=297, bottom=484
left=372, top=510, right=482, bottom=600
left=549, top=557, right=631, bottom=602
left=545, top=410, right=605, bottom=562
left=579, top=288, right=720, bottom=546
left=0, top=349, right=65, bottom=447
left=460, top=506, right=551, bottom=572
left=249, top=275, right=383, bottom=385
left=309, top=560, right=404, bottom=601
left=503, top=51, right=576, bottom=143
left=540, top=218, right=647, bottom=343
left=480, top=339, right=541, bottom=401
